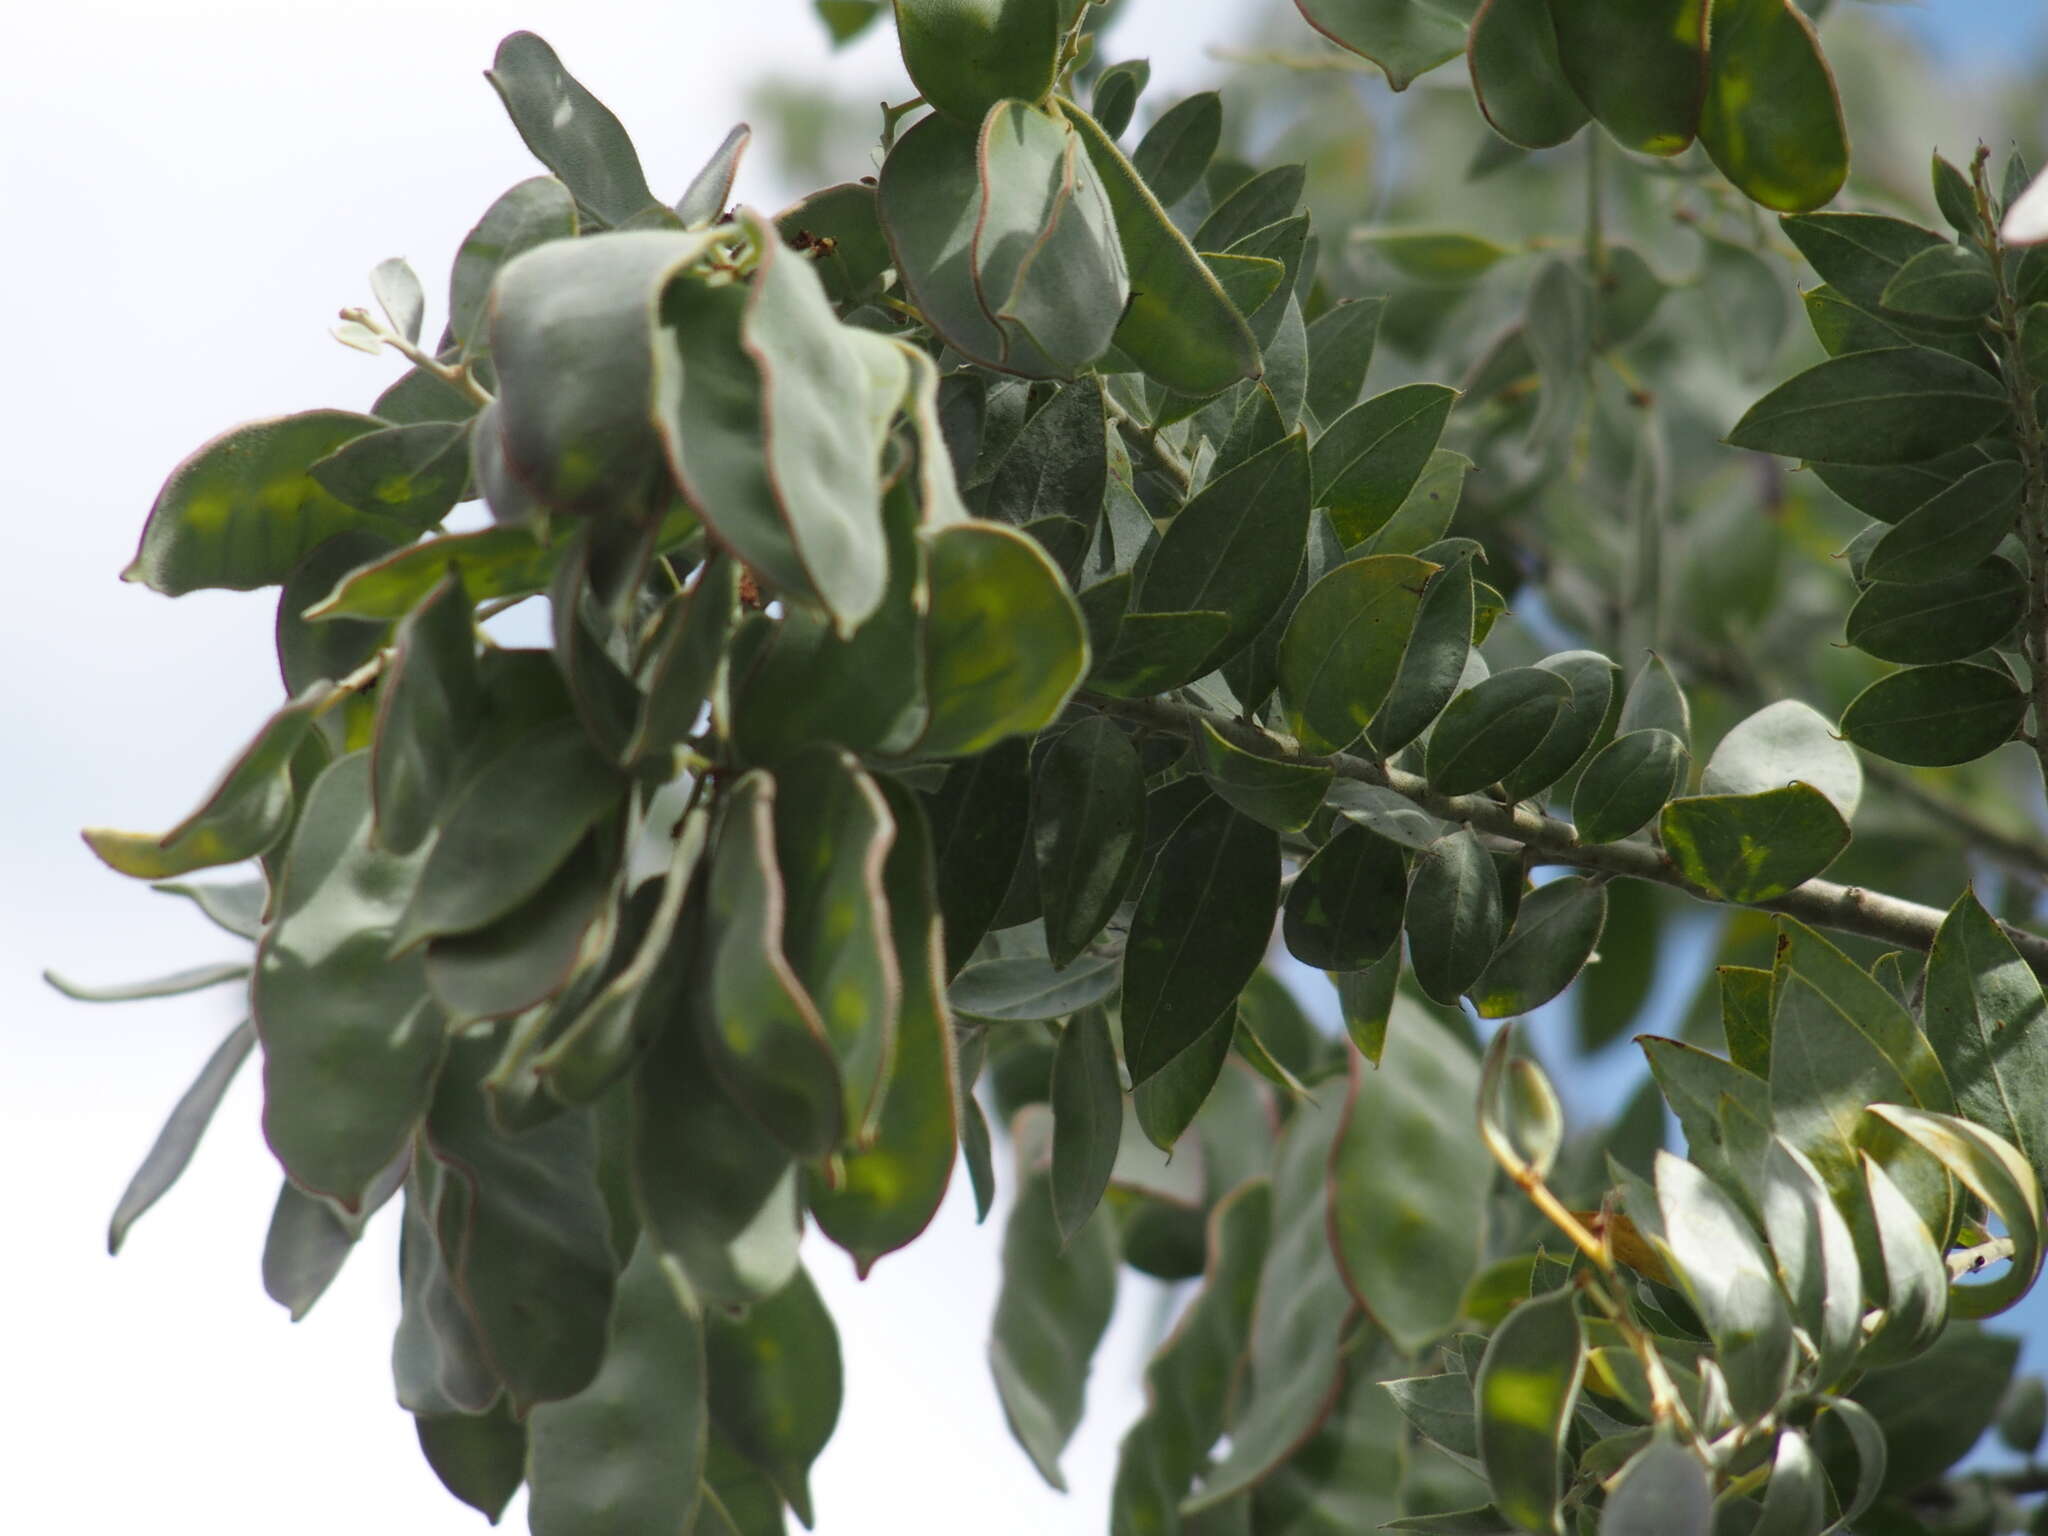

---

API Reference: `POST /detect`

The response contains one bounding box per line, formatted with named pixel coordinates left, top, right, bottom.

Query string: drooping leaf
left=1405, top=828, right=1505, bottom=1005
left=307, top=525, right=560, bottom=621
left=915, top=521, right=1089, bottom=757
left=1468, top=0, right=1587, bottom=149
left=416, top=1403, right=527, bottom=1525
left=105, top=1019, right=255, bottom=1254
left=892, top=0, right=1062, bottom=125
left=704, top=1266, right=841, bottom=1526
left=262, top=1175, right=381, bottom=1323
left=1032, top=715, right=1146, bottom=969
left=394, top=1161, right=503, bottom=1418
left=1470, top=877, right=1606, bottom=1019
left=486, top=31, right=657, bottom=226
left=1121, top=794, right=1279, bottom=1095
left=989, top=1107, right=1120, bottom=1491
left=1839, top=662, right=2026, bottom=767
left=1659, top=784, right=1849, bottom=903
left=1293, top=0, right=1472, bottom=92
left=1284, top=823, right=1407, bottom=971
left=526, top=1236, right=707, bottom=1534
left=1330, top=1016, right=1490, bottom=1353
left=1697, top=0, right=1847, bottom=213
left=1923, top=889, right=2048, bottom=1195
left=1050, top=1005, right=1123, bottom=1243
left=926, top=738, right=1033, bottom=975
left=370, top=571, right=481, bottom=854
left=1869, top=1104, right=2044, bottom=1319
left=1475, top=1282, right=1584, bottom=1534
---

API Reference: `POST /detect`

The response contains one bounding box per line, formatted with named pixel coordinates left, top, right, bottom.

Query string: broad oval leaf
left=1839, top=662, right=2026, bottom=766
left=916, top=521, right=1089, bottom=758
left=1660, top=784, right=1849, bottom=903
left=1601, top=1435, right=1710, bottom=1536
left=1294, top=0, right=1470, bottom=92
left=486, top=31, right=656, bottom=226
left=125, top=411, right=398, bottom=595
left=416, top=1405, right=526, bottom=1525
left=1882, top=244, right=1998, bottom=323
left=1475, top=1282, right=1584, bottom=1534
left=1280, top=554, right=1438, bottom=753
left=1423, top=666, right=1571, bottom=796
left=1283, top=822, right=1407, bottom=970
left=893, top=0, right=1062, bottom=124
left=1330, top=1015, right=1490, bottom=1353
left=449, top=175, right=578, bottom=354
left=1468, top=0, right=1587, bottom=149
left=1197, top=719, right=1334, bottom=834
left=1697, top=0, right=1847, bottom=213
left=1499, top=650, right=1617, bottom=803
left=1844, top=558, right=2025, bottom=664
left=1470, top=876, right=1606, bottom=1020
left=1311, top=384, right=1460, bottom=547
left=1406, top=827, right=1505, bottom=1005
left=877, top=110, right=1009, bottom=366
left=1549, top=0, right=1708, bottom=156
left=704, top=1265, right=841, bottom=1526
left=1700, top=699, right=1862, bottom=822
left=1726, top=346, right=2008, bottom=465
left=1864, top=459, right=2025, bottom=583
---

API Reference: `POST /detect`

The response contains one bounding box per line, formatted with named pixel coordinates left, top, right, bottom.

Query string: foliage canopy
left=58, top=0, right=2048, bottom=1531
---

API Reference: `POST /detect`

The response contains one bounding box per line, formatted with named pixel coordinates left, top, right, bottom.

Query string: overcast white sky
left=0, top=2, right=2036, bottom=1533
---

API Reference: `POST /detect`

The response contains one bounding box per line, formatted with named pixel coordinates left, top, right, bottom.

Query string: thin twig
left=1103, top=393, right=1194, bottom=495
left=1082, top=690, right=2048, bottom=977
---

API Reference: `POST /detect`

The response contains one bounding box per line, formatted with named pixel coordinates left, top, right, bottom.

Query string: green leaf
left=927, top=739, right=1033, bottom=975
left=1331, top=1016, right=1490, bottom=1352
left=877, top=111, right=1009, bottom=366
left=1280, top=554, right=1438, bottom=752
left=1858, top=1151, right=1949, bottom=1366
left=893, top=0, right=1061, bottom=123
left=703, top=772, right=844, bottom=1158
left=1700, top=698, right=1862, bottom=821
left=1293, top=0, right=1472, bottom=91
left=632, top=559, right=738, bottom=767
left=1187, top=1088, right=1353, bottom=1509
left=1700, top=231, right=1793, bottom=378
left=1864, top=460, right=2025, bottom=582
left=425, top=837, right=613, bottom=1025
left=1111, top=1179, right=1272, bottom=1532
left=1131, top=91, right=1222, bottom=209
left=394, top=1162, right=502, bottom=1416
left=773, top=183, right=892, bottom=307
left=1841, top=1328, right=2014, bottom=1495
left=1660, top=784, right=1848, bottom=902
left=1305, top=299, right=1385, bottom=428
left=1599, top=1435, right=1710, bottom=1536
left=1284, top=823, right=1407, bottom=971
left=1423, top=666, right=1570, bottom=796
left=1839, top=662, right=2026, bottom=766
left=253, top=754, right=443, bottom=1209
left=1406, top=828, right=1505, bottom=1005
left=1924, top=889, right=2048, bottom=1197
left=1132, top=1004, right=1239, bottom=1152
left=1499, top=651, right=1618, bottom=803
left=1871, top=1104, right=2043, bottom=1318
left=526, top=1237, right=708, bottom=1534
left=1725, top=346, right=2009, bottom=465
left=1066, top=101, right=1263, bottom=396
left=1468, top=0, right=1587, bottom=149
left=1354, top=229, right=1508, bottom=285
left=370, top=571, right=481, bottom=853
left=309, top=420, right=469, bottom=531
left=704, top=1266, right=841, bottom=1526
left=486, top=32, right=656, bottom=226
left=1051, top=1005, right=1123, bottom=1243
left=1782, top=211, right=1947, bottom=310
left=1998, top=1376, right=2046, bottom=1458
left=1655, top=1150, right=1798, bottom=1419
left=1250, top=1350, right=1407, bottom=1532
left=105, top=1019, right=254, bottom=1254
left=1640, top=1035, right=1772, bottom=1205
left=46, top=960, right=248, bottom=1005
left=632, top=955, right=801, bottom=1308
left=1088, top=608, right=1233, bottom=698
left=951, top=950, right=1121, bottom=1022
left=676, top=123, right=750, bottom=228
left=1475, top=1282, right=1584, bottom=1534
left=1197, top=720, right=1334, bottom=833
left=393, top=721, right=622, bottom=950
left=1334, top=950, right=1401, bottom=1065
left=424, top=1028, right=617, bottom=1411
left=1759, top=1137, right=1863, bottom=1388
left=449, top=176, right=578, bottom=355
left=1312, top=385, right=1460, bottom=546
left=1368, top=557, right=1474, bottom=756
left=1137, top=432, right=1313, bottom=673
left=768, top=748, right=897, bottom=1142
left=124, top=411, right=402, bottom=595
left=671, top=216, right=906, bottom=629
left=149, top=877, right=267, bottom=940
left=1845, top=558, right=2025, bottom=664
left=989, top=1107, right=1120, bottom=1490
left=916, top=521, right=1088, bottom=756
left=1032, top=716, right=1145, bottom=968
left=1881, top=243, right=1997, bottom=323
left=985, top=378, right=1108, bottom=530
left=276, top=533, right=401, bottom=741
left=1470, top=877, right=1606, bottom=1020
left=974, top=101, right=1130, bottom=376
left=1697, top=0, right=1847, bottom=212
left=1616, top=652, right=1692, bottom=749
left=1091, top=59, right=1148, bottom=140
left=1121, top=794, right=1280, bottom=1090
left=306, top=525, right=560, bottom=621
left=1548, top=0, right=1707, bottom=155
left=809, top=777, right=959, bottom=1275
left=816, top=0, right=886, bottom=45
left=416, top=1404, right=527, bottom=1525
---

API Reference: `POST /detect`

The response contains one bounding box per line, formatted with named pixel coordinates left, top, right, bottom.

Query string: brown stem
left=1082, top=690, right=2048, bottom=978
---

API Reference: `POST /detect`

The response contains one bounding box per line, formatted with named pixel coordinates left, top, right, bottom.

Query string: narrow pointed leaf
left=1131, top=91, right=1222, bottom=209
left=106, top=1019, right=255, bottom=1253
left=1470, top=877, right=1605, bottom=1019
left=1475, top=1283, right=1584, bottom=1534
left=486, top=32, right=656, bottom=226
left=1726, top=346, right=2008, bottom=465
left=1050, top=1006, right=1123, bottom=1243
left=416, top=1404, right=527, bottom=1525
left=1924, top=889, right=2048, bottom=1193
left=1032, top=715, right=1146, bottom=967
left=1864, top=460, right=2025, bottom=583
left=1656, top=1150, right=1798, bottom=1419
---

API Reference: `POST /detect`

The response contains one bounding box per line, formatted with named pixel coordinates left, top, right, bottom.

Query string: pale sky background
left=0, top=3, right=2039, bottom=1534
